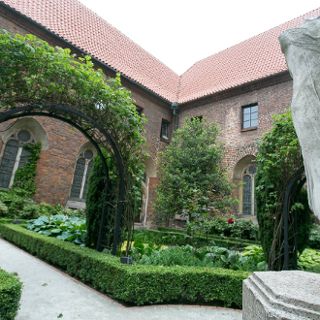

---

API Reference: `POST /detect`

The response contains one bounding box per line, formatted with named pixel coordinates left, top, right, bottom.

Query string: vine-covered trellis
left=0, top=31, right=146, bottom=255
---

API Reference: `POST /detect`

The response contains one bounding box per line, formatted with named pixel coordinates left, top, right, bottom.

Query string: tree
left=256, top=111, right=312, bottom=270
left=155, top=118, right=233, bottom=225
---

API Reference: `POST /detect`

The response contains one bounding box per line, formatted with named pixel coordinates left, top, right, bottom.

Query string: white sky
left=78, top=0, right=320, bottom=74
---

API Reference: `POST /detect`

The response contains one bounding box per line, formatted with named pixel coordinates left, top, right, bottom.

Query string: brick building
left=0, top=0, right=319, bottom=224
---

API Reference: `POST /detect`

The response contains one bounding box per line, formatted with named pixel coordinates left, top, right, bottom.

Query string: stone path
left=0, top=238, right=242, bottom=320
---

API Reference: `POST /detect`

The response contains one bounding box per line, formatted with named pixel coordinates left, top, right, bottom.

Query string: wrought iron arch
left=0, top=103, right=126, bottom=255
left=282, top=166, right=306, bottom=270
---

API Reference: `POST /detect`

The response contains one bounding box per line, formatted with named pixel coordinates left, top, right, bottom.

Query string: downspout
left=171, top=102, right=179, bottom=130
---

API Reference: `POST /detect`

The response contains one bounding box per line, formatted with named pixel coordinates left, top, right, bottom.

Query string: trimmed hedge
left=0, top=269, right=22, bottom=320
left=0, top=224, right=249, bottom=307
left=134, top=229, right=257, bottom=249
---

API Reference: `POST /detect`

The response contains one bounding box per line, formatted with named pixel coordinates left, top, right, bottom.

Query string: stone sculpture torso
left=280, top=17, right=320, bottom=219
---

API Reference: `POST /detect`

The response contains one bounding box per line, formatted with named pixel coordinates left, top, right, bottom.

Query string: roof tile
left=1, top=1, right=320, bottom=104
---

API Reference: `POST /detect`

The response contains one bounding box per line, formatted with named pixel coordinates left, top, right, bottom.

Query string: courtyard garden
left=0, top=30, right=320, bottom=320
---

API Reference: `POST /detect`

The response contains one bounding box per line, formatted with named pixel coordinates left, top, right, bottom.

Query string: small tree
left=256, top=111, right=312, bottom=270
left=155, top=118, right=233, bottom=225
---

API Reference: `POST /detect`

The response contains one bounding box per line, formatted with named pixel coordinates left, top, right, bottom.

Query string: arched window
left=242, top=164, right=256, bottom=215
left=70, top=148, right=94, bottom=201
left=0, top=129, right=34, bottom=188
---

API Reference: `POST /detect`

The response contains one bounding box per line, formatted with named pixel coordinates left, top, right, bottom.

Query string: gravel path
left=0, top=238, right=242, bottom=320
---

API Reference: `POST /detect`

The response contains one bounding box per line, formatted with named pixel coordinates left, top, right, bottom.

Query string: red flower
left=227, top=218, right=235, bottom=224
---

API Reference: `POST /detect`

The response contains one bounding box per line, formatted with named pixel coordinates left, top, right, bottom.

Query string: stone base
left=242, top=271, right=320, bottom=320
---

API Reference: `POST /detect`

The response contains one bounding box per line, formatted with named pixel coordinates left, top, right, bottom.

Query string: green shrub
left=187, top=218, right=258, bottom=241
left=298, top=249, right=320, bottom=273
left=0, top=224, right=248, bottom=307
left=27, top=215, right=86, bottom=245
left=256, top=111, right=312, bottom=270
left=134, top=228, right=257, bottom=250
left=155, top=118, right=234, bottom=224
left=0, top=269, right=22, bottom=320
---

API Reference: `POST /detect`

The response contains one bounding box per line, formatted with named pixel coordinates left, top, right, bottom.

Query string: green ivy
left=13, top=143, right=41, bottom=196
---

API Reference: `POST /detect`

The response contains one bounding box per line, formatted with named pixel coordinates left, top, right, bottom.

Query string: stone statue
left=279, top=17, right=320, bottom=220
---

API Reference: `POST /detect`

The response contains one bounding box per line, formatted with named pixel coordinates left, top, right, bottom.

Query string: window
left=70, top=149, right=94, bottom=201
left=191, top=115, right=203, bottom=122
left=242, top=164, right=257, bottom=215
left=160, top=119, right=170, bottom=141
left=242, top=104, right=258, bottom=130
left=0, top=129, right=34, bottom=188
left=135, top=105, right=143, bottom=116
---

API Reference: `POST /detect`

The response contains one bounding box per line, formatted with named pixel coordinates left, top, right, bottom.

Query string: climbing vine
left=12, top=143, right=41, bottom=196
left=0, top=30, right=146, bottom=251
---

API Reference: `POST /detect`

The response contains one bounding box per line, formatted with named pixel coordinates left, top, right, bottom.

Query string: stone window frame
left=241, top=103, right=259, bottom=131
left=67, top=143, right=96, bottom=210
left=0, top=118, right=47, bottom=190
left=0, top=129, right=35, bottom=188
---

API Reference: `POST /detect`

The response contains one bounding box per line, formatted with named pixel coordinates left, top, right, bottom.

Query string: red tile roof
left=178, top=7, right=320, bottom=103
left=1, top=1, right=320, bottom=104
left=1, top=0, right=179, bottom=102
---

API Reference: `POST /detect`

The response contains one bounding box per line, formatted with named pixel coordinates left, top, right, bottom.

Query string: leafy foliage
left=298, top=249, right=320, bottom=273
left=134, top=243, right=266, bottom=272
left=12, top=143, right=41, bottom=196
left=0, top=224, right=248, bottom=308
left=155, top=118, right=234, bottom=224
left=0, top=188, right=83, bottom=220
left=308, top=224, right=320, bottom=250
left=0, top=31, right=146, bottom=251
left=27, top=215, right=86, bottom=245
left=134, top=228, right=257, bottom=249
left=187, top=217, right=258, bottom=241
left=0, top=269, right=22, bottom=320
left=256, top=111, right=312, bottom=270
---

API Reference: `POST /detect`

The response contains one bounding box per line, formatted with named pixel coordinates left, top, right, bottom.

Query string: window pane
left=243, top=107, right=250, bottom=115
left=251, top=111, right=258, bottom=120
left=161, top=120, right=169, bottom=139
left=251, top=118, right=258, bottom=127
left=250, top=105, right=258, bottom=113
left=70, top=158, right=85, bottom=199
left=0, top=139, right=19, bottom=188
left=243, top=120, right=251, bottom=129
left=83, top=160, right=93, bottom=200
left=243, top=113, right=251, bottom=122
left=242, top=175, right=252, bottom=215
left=19, top=147, right=31, bottom=168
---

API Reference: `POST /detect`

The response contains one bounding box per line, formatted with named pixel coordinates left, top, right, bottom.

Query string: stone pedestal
left=243, top=271, right=320, bottom=320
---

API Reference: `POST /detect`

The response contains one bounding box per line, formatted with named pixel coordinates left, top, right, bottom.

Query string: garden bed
left=0, top=224, right=249, bottom=308
left=134, top=228, right=258, bottom=249
left=0, top=268, right=22, bottom=320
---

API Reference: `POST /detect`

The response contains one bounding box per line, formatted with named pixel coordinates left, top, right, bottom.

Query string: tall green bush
left=256, top=111, right=311, bottom=270
left=155, top=118, right=234, bottom=225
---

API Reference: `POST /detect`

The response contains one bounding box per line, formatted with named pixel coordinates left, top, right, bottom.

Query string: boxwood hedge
left=0, top=224, right=249, bottom=307
left=0, top=268, right=22, bottom=320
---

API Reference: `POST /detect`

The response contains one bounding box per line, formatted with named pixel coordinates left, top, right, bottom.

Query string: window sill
left=160, top=136, right=170, bottom=143
left=66, top=200, right=86, bottom=210
left=241, top=126, right=257, bottom=132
